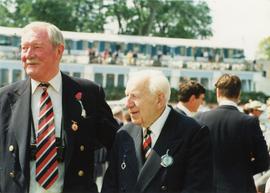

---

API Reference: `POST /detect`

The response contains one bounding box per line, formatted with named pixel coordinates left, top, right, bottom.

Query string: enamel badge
left=71, top=120, right=79, bottom=131
left=161, top=149, right=173, bottom=167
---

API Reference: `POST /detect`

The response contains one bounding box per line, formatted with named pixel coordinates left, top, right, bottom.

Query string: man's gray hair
left=22, top=21, right=65, bottom=47
left=127, top=70, right=171, bottom=104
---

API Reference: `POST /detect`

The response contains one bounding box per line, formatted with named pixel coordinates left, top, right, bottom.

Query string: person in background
left=195, top=73, right=269, bottom=193
left=246, top=100, right=270, bottom=193
left=175, top=80, right=206, bottom=116
left=112, top=106, right=124, bottom=126
left=264, top=176, right=270, bottom=193
left=101, top=70, right=212, bottom=193
left=0, top=21, right=119, bottom=193
left=248, top=100, right=265, bottom=118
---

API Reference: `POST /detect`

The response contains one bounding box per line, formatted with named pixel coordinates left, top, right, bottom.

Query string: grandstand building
left=0, top=26, right=269, bottom=94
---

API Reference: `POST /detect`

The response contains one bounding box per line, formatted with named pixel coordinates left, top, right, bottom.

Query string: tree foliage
left=106, top=0, right=212, bottom=38
left=258, top=36, right=270, bottom=60
left=0, top=0, right=212, bottom=38
left=0, top=0, right=106, bottom=31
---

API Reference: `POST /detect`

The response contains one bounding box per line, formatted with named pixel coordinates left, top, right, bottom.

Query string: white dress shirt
left=176, top=102, right=193, bottom=117
left=143, top=106, right=171, bottom=148
left=29, top=71, right=64, bottom=193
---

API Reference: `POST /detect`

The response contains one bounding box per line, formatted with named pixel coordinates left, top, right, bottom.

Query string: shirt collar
left=143, top=105, right=171, bottom=137
left=218, top=99, right=238, bottom=108
left=177, top=102, right=192, bottom=116
left=31, top=71, right=62, bottom=94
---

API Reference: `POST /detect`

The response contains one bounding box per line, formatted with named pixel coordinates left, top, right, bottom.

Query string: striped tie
left=35, top=83, right=58, bottom=189
left=142, top=128, right=152, bottom=160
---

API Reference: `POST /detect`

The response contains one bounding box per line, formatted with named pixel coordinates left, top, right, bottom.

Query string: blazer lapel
left=61, top=73, right=81, bottom=168
left=120, top=125, right=143, bottom=177
left=134, top=127, right=143, bottom=171
left=135, top=108, right=182, bottom=192
left=8, top=79, right=31, bottom=187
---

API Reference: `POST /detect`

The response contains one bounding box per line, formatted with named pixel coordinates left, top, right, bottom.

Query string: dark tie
left=142, top=128, right=152, bottom=160
left=35, top=83, right=58, bottom=189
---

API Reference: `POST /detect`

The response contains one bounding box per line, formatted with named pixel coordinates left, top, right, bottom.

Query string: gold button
left=78, top=170, right=84, bottom=176
left=9, top=145, right=14, bottom=152
left=80, top=145, right=85, bottom=151
left=9, top=171, right=16, bottom=178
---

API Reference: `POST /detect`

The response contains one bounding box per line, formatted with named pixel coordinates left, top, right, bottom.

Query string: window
left=106, top=74, right=115, bottom=88
left=73, top=72, right=81, bottom=78
left=0, top=68, right=9, bottom=87
left=62, top=71, right=70, bottom=75
left=118, top=74, right=124, bottom=87
left=201, top=78, right=209, bottom=89
left=94, top=73, right=103, bottom=86
left=12, top=69, right=22, bottom=82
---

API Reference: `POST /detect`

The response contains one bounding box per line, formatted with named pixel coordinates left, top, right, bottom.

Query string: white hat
left=112, top=106, right=123, bottom=115
left=248, top=100, right=265, bottom=111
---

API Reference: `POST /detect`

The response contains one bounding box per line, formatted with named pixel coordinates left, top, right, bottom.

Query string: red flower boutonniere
left=75, top=92, right=86, bottom=118
left=75, top=92, right=82, bottom=100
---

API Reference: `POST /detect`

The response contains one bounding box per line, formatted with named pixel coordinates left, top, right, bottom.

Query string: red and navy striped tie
left=142, top=128, right=152, bottom=160
left=35, top=83, right=58, bottom=189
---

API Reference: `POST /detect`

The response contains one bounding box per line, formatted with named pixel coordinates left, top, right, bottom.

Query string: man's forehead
left=127, top=81, right=147, bottom=92
left=22, top=28, right=48, bottom=40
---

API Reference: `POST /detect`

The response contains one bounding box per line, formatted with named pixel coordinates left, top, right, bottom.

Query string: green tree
left=0, top=0, right=212, bottom=38
left=0, top=0, right=106, bottom=31
left=107, top=0, right=212, bottom=38
left=258, top=36, right=270, bottom=60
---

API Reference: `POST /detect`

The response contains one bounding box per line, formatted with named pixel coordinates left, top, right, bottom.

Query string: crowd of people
left=84, top=46, right=257, bottom=71
left=0, top=21, right=269, bottom=193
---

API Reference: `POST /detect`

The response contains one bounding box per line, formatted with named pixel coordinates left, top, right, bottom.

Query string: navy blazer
left=195, top=105, right=269, bottom=193
left=0, top=72, right=119, bottom=193
left=102, top=107, right=213, bottom=193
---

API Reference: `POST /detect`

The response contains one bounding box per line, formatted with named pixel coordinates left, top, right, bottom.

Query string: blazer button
left=161, top=185, right=167, bottom=191
left=80, top=145, right=85, bottom=151
left=9, top=171, right=16, bottom=178
left=78, top=170, right=84, bottom=177
left=9, top=145, right=14, bottom=152
left=120, top=187, right=126, bottom=192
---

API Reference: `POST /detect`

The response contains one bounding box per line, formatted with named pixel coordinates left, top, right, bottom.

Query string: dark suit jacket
left=0, top=72, right=119, bottom=193
left=195, top=105, right=269, bottom=193
left=101, top=107, right=212, bottom=193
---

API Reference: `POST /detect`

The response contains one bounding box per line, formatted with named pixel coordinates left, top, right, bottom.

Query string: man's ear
left=189, top=95, right=196, bottom=103
left=157, top=92, right=165, bottom=108
left=56, top=44, right=64, bottom=57
left=216, top=88, right=220, bottom=98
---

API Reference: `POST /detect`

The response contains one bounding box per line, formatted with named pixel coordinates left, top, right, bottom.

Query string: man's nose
left=125, top=97, right=133, bottom=108
left=22, top=47, right=35, bottom=59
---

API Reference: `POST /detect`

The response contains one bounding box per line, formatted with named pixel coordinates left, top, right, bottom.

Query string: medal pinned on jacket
left=121, top=154, right=127, bottom=170
left=161, top=149, right=173, bottom=167
left=71, top=120, right=79, bottom=131
left=75, top=92, right=86, bottom=118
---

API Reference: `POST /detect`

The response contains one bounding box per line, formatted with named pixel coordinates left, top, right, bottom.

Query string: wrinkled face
left=21, top=27, right=63, bottom=82
left=125, top=79, right=163, bottom=128
left=190, top=93, right=205, bottom=112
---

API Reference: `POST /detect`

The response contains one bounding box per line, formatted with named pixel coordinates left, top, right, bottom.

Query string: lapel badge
left=71, top=120, right=79, bottom=131
left=121, top=154, right=127, bottom=170
left=161, top=149, right=174, bottom=168
left=75, top=92, right=87, bottom=118
left=121, top=161, right=126, bottom=170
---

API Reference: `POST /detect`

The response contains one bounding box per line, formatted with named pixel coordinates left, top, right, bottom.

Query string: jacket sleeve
left=95, top=85, right=120, bottom=150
